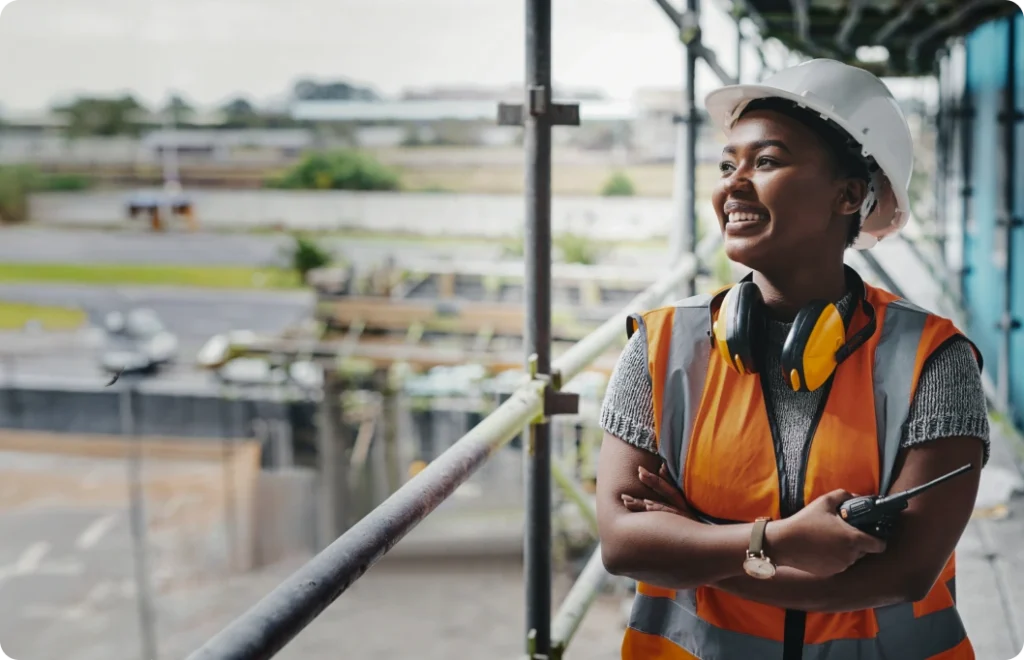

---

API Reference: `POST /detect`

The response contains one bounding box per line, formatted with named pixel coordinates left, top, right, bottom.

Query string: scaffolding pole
left=120, top=382, right=159, bottom=660
left=935, top=52, right=949, bottom=262
left=735, top=8, right=743, bottom=83
left=666, top=0, right=701, bottom=297
left=957, top=42, right=975, bottom=310
left=524, top=1, right=554, bottom=653
left=996, top=17, right=1020, bottom=413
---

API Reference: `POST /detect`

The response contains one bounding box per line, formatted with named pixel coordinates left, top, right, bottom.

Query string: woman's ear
left=835, top=178, right=869, bottom=216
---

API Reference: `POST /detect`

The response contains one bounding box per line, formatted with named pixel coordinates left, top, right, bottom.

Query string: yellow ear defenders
left=709, top=267, right=877, bottom=392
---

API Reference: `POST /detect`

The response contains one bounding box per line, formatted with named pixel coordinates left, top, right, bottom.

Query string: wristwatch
left=742, top=517, right=777, bottom=580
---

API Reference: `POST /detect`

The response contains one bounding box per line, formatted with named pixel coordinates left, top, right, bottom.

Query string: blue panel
left=962, top=19, right=1010, bottom=379
left=1013, top=11, right=1024, bottom=422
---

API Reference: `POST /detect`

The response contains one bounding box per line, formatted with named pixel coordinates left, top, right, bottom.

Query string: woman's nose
left=723, top=169, right=753, bottom=195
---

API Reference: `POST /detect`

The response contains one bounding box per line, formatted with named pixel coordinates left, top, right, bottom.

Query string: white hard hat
left=704, top=59, right=913, bottom=250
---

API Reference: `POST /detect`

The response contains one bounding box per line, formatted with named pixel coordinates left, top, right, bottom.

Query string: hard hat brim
left=704, top=83, right=911, bottom=249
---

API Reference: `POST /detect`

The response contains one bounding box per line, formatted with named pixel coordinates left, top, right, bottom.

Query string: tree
left=52, top=95, right=148, bottom=137
left=265, top=150, right=401, bottom=191
left=292, top=79, right=379, bottom=102
left=218, top=97, right=260, bottom=128
left=163, top=94, right=195, bottom=125
left=283, top=233, right=333, bottom=283
left=601, top=172, right=636, bottom=197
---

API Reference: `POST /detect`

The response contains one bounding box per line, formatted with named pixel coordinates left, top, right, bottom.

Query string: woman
left=595, top=59, right=990, bottom=660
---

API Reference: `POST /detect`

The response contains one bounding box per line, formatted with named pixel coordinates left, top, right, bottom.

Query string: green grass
left=0, top=301, right=87, bottom=330
left=0, top=263, right=302, bottom=289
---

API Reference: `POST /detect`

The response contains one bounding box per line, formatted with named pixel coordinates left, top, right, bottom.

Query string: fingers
left=621, top=494, right=647, bottom=512
left=820, top=488, right=854, bottom=510
left=857, top=533, right=887, bottom=554
left=638, top=465, right=687, bottom=508
left=645, top=500, right=682, bottom=514
left=621, top=494, right=684, bottom=516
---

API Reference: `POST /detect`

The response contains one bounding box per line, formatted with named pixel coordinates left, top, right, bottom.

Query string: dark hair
left=738, top=97, right=870, bottom=247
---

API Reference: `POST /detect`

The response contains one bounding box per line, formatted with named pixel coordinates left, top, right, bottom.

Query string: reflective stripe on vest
left=873, top=298, right=930, bottom=496
left=657, top=294, right=713, bottom=484
left=628, top=580, right=966, bottom=660
left=624, top=289, right=974, bottom=660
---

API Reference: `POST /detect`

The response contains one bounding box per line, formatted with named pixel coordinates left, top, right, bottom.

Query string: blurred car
left=214, top=357, right=322, bottom=390
left=196, top=330, right=321, bottom=390
left=98, top=308, right=179, bottom=375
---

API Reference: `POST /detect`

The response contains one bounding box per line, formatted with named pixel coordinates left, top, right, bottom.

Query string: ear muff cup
left=712, top=282, right=763, bottom=375
left=780, top=300, right=846, bottom=392
left=711, top=266, right=876, bottom=391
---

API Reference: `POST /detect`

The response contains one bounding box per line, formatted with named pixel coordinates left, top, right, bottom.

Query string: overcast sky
left=0, top=0, right=792, bottom=112
left=0, top=0, right=952, bottom=114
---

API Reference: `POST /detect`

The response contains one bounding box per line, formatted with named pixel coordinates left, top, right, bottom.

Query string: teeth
left=728, top=212, right=768, bottom=223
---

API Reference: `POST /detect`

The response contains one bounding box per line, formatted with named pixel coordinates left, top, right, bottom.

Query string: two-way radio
left=838, top=464, right=975, bottom=539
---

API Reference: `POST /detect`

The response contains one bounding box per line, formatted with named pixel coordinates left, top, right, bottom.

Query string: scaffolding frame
left=183, top=1, right=1018, bottom=659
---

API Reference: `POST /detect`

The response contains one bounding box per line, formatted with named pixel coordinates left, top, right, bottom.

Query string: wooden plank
left=241, top=337, right=623, bottom=376
left=317, top=297, right=600, bottom=341
left=0, top=430, right=258, bottom=463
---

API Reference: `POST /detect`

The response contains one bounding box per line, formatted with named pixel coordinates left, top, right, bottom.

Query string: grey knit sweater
left=599, top=291, right=991, bottom=512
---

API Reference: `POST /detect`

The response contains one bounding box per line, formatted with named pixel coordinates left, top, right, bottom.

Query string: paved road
left=0, top=226, right=505, bottom=269
left=0, top=283, right=312, bottom=339
left=0, top=283, right=313, bottom=379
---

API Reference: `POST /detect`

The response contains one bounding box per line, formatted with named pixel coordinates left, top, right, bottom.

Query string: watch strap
left=749, top=517, right=770, bottom=556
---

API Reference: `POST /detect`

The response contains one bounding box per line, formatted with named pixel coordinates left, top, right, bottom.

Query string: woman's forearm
left=601, top=510, right=759, bottom=589
left=712, top=555, right=915, bottom=613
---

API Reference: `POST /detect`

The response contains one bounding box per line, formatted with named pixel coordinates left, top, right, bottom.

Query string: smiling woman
left=715, top=98, right=871, bottom=268
left=595, top=59, right=989, bottom=660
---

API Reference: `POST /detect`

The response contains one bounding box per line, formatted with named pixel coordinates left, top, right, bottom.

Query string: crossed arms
left=594, top=432, right=984, bottom=613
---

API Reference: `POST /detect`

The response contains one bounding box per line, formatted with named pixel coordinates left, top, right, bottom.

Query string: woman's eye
left=719, top=162, right=735, bottom=173
left=756, top=157, right=776, bottom=167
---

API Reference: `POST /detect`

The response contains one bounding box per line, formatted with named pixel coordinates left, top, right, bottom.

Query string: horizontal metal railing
left=186, top=253, right=697, bottom=660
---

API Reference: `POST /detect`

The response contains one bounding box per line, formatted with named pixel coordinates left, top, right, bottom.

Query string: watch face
left=743, top=556, right=776, bottom=580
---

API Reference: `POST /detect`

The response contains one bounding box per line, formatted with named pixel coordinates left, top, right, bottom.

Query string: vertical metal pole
left=380, top=372, right=401, bottom=495
left=997, top=18, right=1018, bottom=411
left=524, top=0, right=553, bottom=656
left=121, top=383, right=159, bottom=660
left=217, top=388, right=241, bottom=571
left=316, top=367, right=339, bottom=549
left=669, top=0, right=700, bottom=296
left=735, top=10, right=743, bottom=84
left=958, top=40, right=974, bottom=311
left=935, top=54, right=949, bottom=265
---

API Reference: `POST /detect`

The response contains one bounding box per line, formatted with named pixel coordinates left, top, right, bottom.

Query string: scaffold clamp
left=497, top=86, right=581, bottom=127
left=527, top=353, right=580, bottom=422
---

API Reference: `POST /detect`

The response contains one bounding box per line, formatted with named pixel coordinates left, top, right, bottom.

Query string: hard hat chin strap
left=857, top=163, right=887, bottom=228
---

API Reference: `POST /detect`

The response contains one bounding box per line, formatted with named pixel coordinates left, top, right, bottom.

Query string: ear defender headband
left=709, top=267, right=877, bottom=392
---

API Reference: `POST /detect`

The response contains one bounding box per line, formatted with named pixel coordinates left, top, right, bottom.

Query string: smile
left=727, top=212, right=769, bottom=223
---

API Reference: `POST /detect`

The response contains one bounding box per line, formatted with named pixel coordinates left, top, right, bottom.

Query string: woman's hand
left=769, top=489, right=887, bottom=577
left=620, top=464, right=694, bottom=518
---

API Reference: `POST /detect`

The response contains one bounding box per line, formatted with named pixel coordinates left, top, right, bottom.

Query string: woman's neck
left=752, top=264, right=848, bottom=322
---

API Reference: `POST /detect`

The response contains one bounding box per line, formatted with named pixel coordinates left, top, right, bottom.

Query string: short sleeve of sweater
left=900, top=336, right=991, bottom=465
left=599, top=331, right=658, bottom=454
left=599, top=329, right=992, bottom=464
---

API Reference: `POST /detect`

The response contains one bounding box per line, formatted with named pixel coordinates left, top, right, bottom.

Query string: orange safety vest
left=621, top=281, right=979, bottom=660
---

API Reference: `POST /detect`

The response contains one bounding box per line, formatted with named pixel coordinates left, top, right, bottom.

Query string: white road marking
left=75, top=513, right=118, bottom=550
left=81, top=468, right=107, bottom=489
left=161, top=494, right=188, bottom=518
left=15, top=542, right=49, bottom=574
